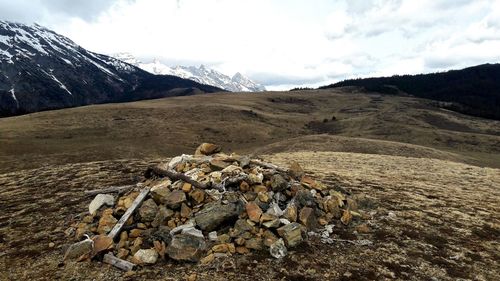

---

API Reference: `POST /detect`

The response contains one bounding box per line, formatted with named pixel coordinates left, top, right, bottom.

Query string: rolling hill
left=320, top=64, right=500, bottom=120
left=0, top=88, right=498, bottom=173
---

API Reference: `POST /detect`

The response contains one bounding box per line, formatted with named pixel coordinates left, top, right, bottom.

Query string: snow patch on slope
left=9, top=88, right=19, bottom=108
left=49, top=73, right=73, bottom=96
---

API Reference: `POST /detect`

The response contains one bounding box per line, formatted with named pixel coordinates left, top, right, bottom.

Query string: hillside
left=0, top=21, right=221, bottom=117
left=0, top=88, right=499, bottom=174
left=320, top=64, right=500, bottom=120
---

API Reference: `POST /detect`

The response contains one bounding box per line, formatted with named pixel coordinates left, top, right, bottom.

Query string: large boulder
left=194, top=201, right=243, bottom=232
left=167, top=234, right=206, bottom=262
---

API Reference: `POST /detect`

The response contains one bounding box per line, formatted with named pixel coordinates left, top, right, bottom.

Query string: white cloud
left=1, top=0, right=499, bottom=89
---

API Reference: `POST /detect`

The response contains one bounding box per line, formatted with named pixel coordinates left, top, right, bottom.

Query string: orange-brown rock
left=245, top=202, right=262, bottom=223
left=299, top=207, right=317, bottom=230
left=97, top=209, right=117, bottom=234
left=195, top=143, right=221, bottom=156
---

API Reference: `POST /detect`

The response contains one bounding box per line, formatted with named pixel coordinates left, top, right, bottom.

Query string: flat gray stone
left=89, top=194, right=114, bottom=215
left=194, top=201, right=243, bottom=232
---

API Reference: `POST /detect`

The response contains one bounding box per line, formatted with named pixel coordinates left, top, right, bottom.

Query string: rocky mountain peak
left=112, top=54, right=266, bottom=92
left=0, top=22, right=221, bottom=117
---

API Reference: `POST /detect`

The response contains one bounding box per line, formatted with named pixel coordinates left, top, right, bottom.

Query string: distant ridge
left=0, top=21, right=222, bottom=117
left=320, top=63, right=500, bottom=120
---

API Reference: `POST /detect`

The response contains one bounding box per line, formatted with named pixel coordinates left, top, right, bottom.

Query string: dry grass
left=0, top=89, right=499, bottom=280
left=0, top=152, right=498, bottom=280
left=0, top=89, right=499, bottom=173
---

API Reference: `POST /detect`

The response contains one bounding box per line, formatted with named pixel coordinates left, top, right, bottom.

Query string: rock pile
left=65, top=143, right=359, bottom=267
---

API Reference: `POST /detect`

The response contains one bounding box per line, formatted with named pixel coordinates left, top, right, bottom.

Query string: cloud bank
left=1, top=0, right=499, bottom=89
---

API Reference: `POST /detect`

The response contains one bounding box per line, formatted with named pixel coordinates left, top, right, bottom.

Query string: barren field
left=0, top=89, right=499, bottom=280
left=0, top=152, right=498, bottom=280
left=1, top=89, right=499, bottom=173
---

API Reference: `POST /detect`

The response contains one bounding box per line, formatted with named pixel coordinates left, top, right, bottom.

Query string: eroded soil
left=0, top=152, right=498, bottom=280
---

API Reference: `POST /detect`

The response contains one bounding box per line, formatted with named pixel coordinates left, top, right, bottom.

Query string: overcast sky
left=1, top=0, right=499, bottom=90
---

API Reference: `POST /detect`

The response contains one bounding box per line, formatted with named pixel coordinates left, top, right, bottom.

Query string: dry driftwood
left=103, top=253, right=135, bottom=271
left=149, top=166, right=250, bottom=192
left=84, top=184, right=136, bottom=196
left=213, top=174, right=248, bottom=191
left=146, top=166, right=209, bottom=189
left=107, top=187, right=151, bottom=240
left=250, top=159, right=287, bottom=173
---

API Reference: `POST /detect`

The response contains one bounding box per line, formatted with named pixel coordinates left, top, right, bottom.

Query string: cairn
left=64, top=143, right=358, bottom=269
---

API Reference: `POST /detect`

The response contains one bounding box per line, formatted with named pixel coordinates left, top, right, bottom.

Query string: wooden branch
left=146, top=166, right=209, bottom=189
left=107, top=187, right=150, bottom=240
left=103, top=253, right=136, bottom=271
left=84, top=185, right=136, bottom=196
left=250, top=159, right=287, bottom=173
left=213, top=174, right=248, bottom=190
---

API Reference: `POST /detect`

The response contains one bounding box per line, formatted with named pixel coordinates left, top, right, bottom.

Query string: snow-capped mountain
left=0, top=21, right=221, bottom=117
left=113, top=53, right=266, bottom=92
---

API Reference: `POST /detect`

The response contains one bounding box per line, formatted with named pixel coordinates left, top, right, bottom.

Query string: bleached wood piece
left=107, top=187, right=150, bottom=240
left=103, top=253, right=135, bottom=271
left=84, top=184, right=135, bottom=196
left=146, top=166, right=209, bottom=189
left=250, top=159, right=288, bottom=173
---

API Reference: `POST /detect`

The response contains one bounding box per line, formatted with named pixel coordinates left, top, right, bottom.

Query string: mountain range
left=113, top=53, right=266, bottom=92
left=0, top=21, right=221, bottom=117
left=1, top=20, right=499, bottom=121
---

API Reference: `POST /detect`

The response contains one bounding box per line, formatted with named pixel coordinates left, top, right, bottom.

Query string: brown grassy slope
left=0, top=152, right=498, bottom=280
left=254, top=134, right=469, bottom=163
left=0, top=88, right=499, bottom=173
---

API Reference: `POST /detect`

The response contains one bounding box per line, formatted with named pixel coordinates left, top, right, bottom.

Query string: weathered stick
left=84, top=184, right=136, bottom=196
left=146, top=166, right=209, bottom=189
left=107, top=187, right=151, bottom=240
left=103, top=253, right=136, bottom=271
left=213, top=174, right=248, bottom=191
left=250, top=159, right=287, bottom=173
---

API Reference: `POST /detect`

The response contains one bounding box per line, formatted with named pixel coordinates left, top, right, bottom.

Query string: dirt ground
left=1, top=152, right=498, bottom=280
